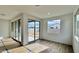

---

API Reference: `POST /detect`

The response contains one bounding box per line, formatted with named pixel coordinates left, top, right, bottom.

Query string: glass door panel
left=11, top=22, right=15, bottom=39
left=35, top=21, right=40, bottom=40
left=11, top=22, right=13, bottom=37
left=76, top=15, right=79, bottom=36
left=28, top=21, right=34, bottom=42
left=15, top=20, right=19, bottom=40
left=11, top=19, right=23, bottom=44
left=18, top=19, right=22, bottom=42
left=14, top=22, right=16, bottom=39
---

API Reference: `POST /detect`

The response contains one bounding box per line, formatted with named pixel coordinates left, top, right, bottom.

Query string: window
left=76, top=15, right=79, bottom=36
left=47, top=20, right=60, bottom=33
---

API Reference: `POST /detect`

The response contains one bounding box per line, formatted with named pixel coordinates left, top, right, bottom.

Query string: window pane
left=48, top=20, right=60, bottom=33
left=15, top=20, right=18, bottom=40
left=11, top=22, right=15, bottom=39
left=35, top=22, right=39, bottom=40
left=28, top=22, right=34, bottom=42
left=76, top=15, right=79, bottom=36
left=18, top=19, right=22, bottom=42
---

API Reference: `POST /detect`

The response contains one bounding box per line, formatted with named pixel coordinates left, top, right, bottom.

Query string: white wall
left=22, top=14, right=28, bottom=45
left=40, top=13, right=73, bottom=45
left=0, top=20, right=9, bottom=38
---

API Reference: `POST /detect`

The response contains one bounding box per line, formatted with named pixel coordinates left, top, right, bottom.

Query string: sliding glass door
left=11, top=19, right=22, bottom=43
left=28, top=20, right=40, bottom=42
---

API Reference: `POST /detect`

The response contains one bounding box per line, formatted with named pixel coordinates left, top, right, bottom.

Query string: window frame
left=75, top=14, right=79, bottom=36
left=47, top=19, right=61, bottom=33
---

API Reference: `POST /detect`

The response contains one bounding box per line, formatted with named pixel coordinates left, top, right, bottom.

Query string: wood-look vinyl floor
left=0, top=38, right=73, bottom=53
left=35, top=39, right=73, bottom=53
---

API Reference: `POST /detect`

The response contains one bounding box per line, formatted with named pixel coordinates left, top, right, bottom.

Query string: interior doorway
left=28, top=20, right=40, bottom=42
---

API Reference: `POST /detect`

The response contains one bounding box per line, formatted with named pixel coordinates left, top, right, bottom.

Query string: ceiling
left=0, top=5, right=79, bottom=20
